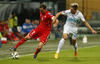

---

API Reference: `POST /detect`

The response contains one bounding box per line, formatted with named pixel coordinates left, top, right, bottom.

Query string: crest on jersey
left=48, top=13, right=52, bottom=16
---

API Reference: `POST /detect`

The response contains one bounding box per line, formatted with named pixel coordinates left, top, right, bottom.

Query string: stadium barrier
left=1, top=37, right=7, bottom=44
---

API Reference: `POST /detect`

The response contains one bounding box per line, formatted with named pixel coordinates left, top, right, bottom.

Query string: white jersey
left=62, top=9, right=86, bottom=39
left=62, top=9, right=85, bottom=28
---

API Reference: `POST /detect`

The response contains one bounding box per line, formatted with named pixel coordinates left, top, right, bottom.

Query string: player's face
left=28, top=20, right=31, bottom=24
left=0, top=21, right=5, bottom=25
left=10, top=14, right=13, bottom=18
left=26, top=19, right=30, bottom=24
left=70, top=7, right=76, bottom=14
left=5, top=20, right=9, bottom=24
left=40, top=8, right=45, bottom=14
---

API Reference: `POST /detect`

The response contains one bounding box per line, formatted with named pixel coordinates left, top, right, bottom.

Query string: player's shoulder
left=65, top=9, right=70, bottom=12
left=46, top=11, right=52, bottom=14
left=62, top=9, right=70, bottom=14
left=46, top=10, right=51, bottom=13
left=29, top=23, right=32, bottom=25
left=46, top=10, right=53, bottom=16
left=77, top=10, right=83, bottom=15
left=14, top=16, right=18, bottom=19
left=23, top=23, right=27, bottom=25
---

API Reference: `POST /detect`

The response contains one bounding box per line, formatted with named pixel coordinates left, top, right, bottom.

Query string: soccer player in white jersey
left=53, top=3, right=97, bottom=59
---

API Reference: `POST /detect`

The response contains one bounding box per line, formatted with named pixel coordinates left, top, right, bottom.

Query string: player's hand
left=53, top=19, right=59, bottom=28
left=53, top=24, right=57, bottom=28
left=52, top=17, right=56, bottom=23
left=92, top=30, right=97, bottom=34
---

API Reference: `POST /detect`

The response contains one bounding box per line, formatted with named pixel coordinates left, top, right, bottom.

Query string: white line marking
left=0, top=45, right=100, bottom=61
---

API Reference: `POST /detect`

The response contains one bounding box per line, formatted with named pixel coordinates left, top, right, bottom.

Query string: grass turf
left=0, top=45, right=100, bottom=64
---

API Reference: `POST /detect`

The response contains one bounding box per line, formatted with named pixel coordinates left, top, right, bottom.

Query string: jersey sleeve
left=23, top=25, right=27, bottom=29
left=62, top=10, right=70, bottom=16
left=22, top=23, right=27, bottom=29
left=80, top=13, right=86, bottom=22
left=48, top=12, right=54, bottom=20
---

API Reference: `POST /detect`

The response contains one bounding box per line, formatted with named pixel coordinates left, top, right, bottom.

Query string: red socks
left=4, top=34, right=13, bottom=40
left=11, top=32, right=16, bottom=39
left=16, top=32, right=22, bottom=39
left=15, top=38, right=41, bottom=55
left=15, top=38, right=27, bottom=48
left=34, top=48, right=41, bottom=55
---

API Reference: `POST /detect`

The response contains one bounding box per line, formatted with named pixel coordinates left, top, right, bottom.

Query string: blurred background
left=0, top=0, right=100, bottom=59
left=0, top=0, right=100, bottom=39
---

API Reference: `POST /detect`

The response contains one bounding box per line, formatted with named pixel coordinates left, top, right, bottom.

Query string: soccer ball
left=12, top=52, right=19, bottom=59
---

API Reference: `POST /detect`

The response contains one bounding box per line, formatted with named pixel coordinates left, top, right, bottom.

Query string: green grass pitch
left=0, top=36, right=100, bottom=64
left=0, top=45, right=100, bottom=64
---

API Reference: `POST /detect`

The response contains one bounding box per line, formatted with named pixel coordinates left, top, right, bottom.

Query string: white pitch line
left=0, top=45, right=100, bottom=61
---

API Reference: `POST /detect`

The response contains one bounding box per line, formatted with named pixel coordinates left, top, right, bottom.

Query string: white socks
left=56, top=38, right=65, bottom=53
left=74, top=43, right=78, bottom=52
left=56, top=38, right=78, bottom=53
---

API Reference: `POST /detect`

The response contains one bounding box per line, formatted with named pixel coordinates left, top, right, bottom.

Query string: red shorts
left=28, top=28, right=50, bottom=45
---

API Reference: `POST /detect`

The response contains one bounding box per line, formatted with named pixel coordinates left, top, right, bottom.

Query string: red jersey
left=0, top=24, right=9, bottom=31
left=29, top=11, right=54, bottom=44
left=4, top=24, right=9, bottom=30
left=38, top=10, right=54, bottom=31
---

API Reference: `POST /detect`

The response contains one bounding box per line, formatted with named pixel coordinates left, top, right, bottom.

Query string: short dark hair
left=40, top=3, right=47, bottom=9
left=71, top=3, right=79, bottom=10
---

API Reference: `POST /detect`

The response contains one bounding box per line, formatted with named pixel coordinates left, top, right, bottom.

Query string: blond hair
left=71, top=3, right=79, bottom=10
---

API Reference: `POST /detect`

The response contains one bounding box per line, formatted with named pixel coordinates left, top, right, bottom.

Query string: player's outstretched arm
left=83, top=21, right=97, bottom=34
left=53, top=12, right=63, bottom=22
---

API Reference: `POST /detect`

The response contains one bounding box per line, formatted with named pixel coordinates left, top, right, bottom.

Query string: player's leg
left=11, top=32, right=19, bottom=41
left=68, top=35, right=72, bottom=45
left=12, top=26, right=22, bottom=39
left=72, top=39, right=78, bottom=58
left=9, top=29, right=38, bottom=51
left=3, top=30, right=13, bottom=41
left=15, top=35, right=31, bottom=48
left=34, top=31, right=49, bottom=59
left=34, top=42, right=44, bottom=59
left=16, top=32, right=22, bottom=39
left=9, top=34, right=31, bottom=51
left=55, top=33, right=68, bottom=59
left=4, top=33, right=13, bottom=41
left=72, top=33, right=78, bottom=58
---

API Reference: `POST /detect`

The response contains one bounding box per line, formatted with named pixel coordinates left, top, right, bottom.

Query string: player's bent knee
left=63, top=33, right=68, bottom=40
left=24, top=35, right=31, bottom=40
left=38, top=42, right=44, bottom=49
left=63, top=36, right=67, bottom=40
left=38, top=46, right=42, bottom=49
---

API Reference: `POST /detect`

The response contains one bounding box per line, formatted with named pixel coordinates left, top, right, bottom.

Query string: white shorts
left=63, top=25, right=78, bottom=40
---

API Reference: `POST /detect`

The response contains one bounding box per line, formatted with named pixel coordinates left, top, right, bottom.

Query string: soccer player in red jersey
left=9, top=3, right=59, bottom=59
